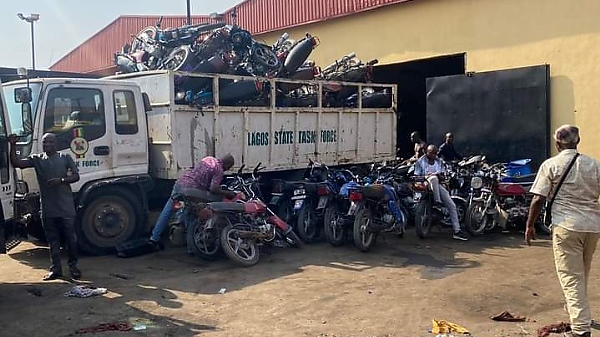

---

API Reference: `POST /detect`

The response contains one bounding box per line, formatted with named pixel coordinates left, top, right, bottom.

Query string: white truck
left=1, top=70, right=397, bottom=255
left=0, top=78, right=20, bottom=253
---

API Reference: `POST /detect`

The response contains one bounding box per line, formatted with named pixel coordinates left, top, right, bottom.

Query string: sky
left=0, top=0, right=241, bottom=70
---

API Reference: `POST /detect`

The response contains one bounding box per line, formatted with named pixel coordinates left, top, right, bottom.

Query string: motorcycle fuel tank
left=496, top=183, right=527, bottom=196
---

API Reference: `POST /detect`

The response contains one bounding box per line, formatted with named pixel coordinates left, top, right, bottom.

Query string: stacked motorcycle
left=114, top=18, right=391, bottom=108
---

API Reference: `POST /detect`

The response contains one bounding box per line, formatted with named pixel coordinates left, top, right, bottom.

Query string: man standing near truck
left=9, top=133, right=82, bottom=281
left=149, top=154, right=237, bottom=245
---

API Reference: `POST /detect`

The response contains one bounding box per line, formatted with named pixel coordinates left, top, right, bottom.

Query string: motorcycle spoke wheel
left=226, top=235, right=256, bottom=261
left=254, top=45, right=280, bottom=68
left=194, top=227, right=219, bottom=255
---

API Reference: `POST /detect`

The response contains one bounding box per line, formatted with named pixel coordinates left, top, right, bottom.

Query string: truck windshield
left=2, top=83, right=41, bottom=141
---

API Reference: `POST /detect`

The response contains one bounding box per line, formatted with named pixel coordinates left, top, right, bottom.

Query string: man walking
left=9, top=133, right=82, bottom=281
left=525, top=124, right=600, bottom=337
left=149, top=154, right=236, bottom=245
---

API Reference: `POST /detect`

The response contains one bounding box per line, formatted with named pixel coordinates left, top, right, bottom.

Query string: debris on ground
left=431, top=319, right=471, bottom=335
left=128, top=317, right=158, bottom=331
left=76, top=322, right=131, bottom=334
left=491, top=311, right=528, bottom=322
left=218, top=288, right=227, bottom=294
left=64, top=285, right=107, bottom=298
left=110, top=273, right=132, bottom=280
left=536, top=322, right=571, bottom=337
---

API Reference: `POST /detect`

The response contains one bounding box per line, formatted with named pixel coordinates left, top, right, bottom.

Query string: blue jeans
left=383, top=185, right=406, bottom=228
left=150, top=184, right=182, bottom=242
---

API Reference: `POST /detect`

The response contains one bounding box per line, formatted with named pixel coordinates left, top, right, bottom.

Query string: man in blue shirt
left=414, top=145, right=468, bottom=241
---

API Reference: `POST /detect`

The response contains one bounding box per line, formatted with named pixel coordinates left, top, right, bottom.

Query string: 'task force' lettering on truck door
left=247, top=130, right=337, bottom=146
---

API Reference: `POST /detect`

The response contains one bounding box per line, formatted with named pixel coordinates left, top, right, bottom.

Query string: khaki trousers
left=553, top=226, right=600, bottom=335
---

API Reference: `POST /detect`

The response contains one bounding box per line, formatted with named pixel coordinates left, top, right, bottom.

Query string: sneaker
left=453, top=231, right=468, bottom=241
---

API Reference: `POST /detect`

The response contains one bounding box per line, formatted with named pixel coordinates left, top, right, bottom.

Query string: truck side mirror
left=14, top=87, right=32, bottom=103
left=142, top=92, right=152, bottom=112
left=0, top=137, right=8, bottom=169
left=21, top=102, right=33, bottom=135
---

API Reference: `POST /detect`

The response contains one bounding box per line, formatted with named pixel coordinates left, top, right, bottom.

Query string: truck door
left=40, top=85, right=112, bottom=189
left=110, top=89, right=147, bottom=176
left=0, top=93, right=14, bottom=221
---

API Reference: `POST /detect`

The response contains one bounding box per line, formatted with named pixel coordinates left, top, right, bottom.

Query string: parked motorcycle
left=206, top=163, right=302, bottom=267
left=323, top=170, right=361, bottom=246
left=350, top=164, right=409, bottom=252
left=412, top=175, right=467, bottom=239
left=293, top=159, right=332, bottom=243
left=464, top=161, right=543, bottom=236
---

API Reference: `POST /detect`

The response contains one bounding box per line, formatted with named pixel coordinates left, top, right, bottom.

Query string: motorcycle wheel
left=220, top=224, right=260, bottom=267
left=353, top=207, right=377, bottom=252
left=296, top=205, right=320, bottom=243
left=324, top=205, right=345, bottom=246
left=252, top=44, right=281, bottom=71
left=161, top=45, right=197, bottom=72
left=186, top=218, right=221, bottom=260
left=276, top=202, right=293, bottom=225
left=415, top=200, right=432, bottom=239
left=465, top=202, right=489, bottom=236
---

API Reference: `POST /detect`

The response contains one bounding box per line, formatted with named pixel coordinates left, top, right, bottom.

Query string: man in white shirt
left=526, top=124, right=600, bottom=337
left=414, top=145, right=468, bottom=241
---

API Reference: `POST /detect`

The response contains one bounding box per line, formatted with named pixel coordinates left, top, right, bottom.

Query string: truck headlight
left=16, top=180, right=29, bottom=194
left=470, top=177, right=483, bottom=189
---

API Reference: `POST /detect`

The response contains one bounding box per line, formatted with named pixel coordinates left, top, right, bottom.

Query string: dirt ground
left=1, top=224, right=599, bottom=337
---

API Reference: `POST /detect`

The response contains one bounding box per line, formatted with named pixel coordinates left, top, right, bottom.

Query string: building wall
left=257, top=0, right=600, bottom=157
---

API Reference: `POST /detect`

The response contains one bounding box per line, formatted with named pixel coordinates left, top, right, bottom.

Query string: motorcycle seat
left=173, top=187, right=220, bottom=202
left=362, top=184, right=387, bottom=199
left=207, top=202, right=246, bottom=213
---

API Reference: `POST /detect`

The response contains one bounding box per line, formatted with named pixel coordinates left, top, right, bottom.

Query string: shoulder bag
left=544, top=153, right=580, bottom=226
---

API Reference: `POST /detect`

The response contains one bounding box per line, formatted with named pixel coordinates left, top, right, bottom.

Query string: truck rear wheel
left=77, top=187, right=144, bottom=255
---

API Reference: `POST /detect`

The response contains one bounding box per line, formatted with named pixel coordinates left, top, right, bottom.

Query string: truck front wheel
left=77, top=187, right=144, bottom=255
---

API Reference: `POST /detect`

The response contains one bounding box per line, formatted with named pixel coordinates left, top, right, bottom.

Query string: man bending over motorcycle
left=149, top=154, right=237, bottom=245
left=414, top=145, right=468, bottom=241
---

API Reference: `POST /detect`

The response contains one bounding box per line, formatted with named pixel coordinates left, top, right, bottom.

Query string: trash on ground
left=431, top=319, right=471, bottom=335
left=76, top=322, right=131, bottom=334
left=128, top=317, right=158, bottom=330
left=218, top=288, right=227, bottom=294
left=491, top=311, right=528, bottom=322
left=110, top=273, right=132, bottom=280
left=536, top=322, right=571, bottom=337
left=65, top=285, right=108, bottom=298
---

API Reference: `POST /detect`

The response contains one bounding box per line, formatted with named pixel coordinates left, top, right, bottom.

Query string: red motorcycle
left=464, top=162, right=544, bottom=235
left=204, top=163, right=302, bottom=267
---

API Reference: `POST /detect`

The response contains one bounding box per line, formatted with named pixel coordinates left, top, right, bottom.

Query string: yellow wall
left=258, top=0, right=600, bottom=157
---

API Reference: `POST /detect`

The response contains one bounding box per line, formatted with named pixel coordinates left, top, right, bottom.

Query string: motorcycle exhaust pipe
left=283, top=34, right=318, bottom=75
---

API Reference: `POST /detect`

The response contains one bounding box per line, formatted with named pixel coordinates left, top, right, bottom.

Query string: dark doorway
left=372, top=54, right=465, bottom=159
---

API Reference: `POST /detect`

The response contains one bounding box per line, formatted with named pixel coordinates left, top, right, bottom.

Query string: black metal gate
left=425, top=65, right=550, bottom=169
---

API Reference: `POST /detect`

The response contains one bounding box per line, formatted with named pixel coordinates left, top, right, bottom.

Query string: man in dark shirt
left=149, top=154, right=236, bottom=244
left=438, top=132, right=462, bottom=162
left=409, top=131, right=427, bottom=162
left=9, top=133, right=81, bottom=281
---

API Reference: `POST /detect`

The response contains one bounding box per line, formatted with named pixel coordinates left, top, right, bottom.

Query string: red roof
left=50, top=0, right=413, bottom=74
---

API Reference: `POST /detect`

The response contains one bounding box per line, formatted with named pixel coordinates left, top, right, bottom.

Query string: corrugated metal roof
left=50, top=0, right=414, bottom=74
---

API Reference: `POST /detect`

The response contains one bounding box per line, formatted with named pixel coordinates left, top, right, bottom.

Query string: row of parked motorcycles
left=114, top=18, right=391, bottom=108
left=165, top=155, right=546, bottom=268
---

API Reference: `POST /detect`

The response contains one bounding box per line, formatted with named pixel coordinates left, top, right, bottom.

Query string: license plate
left=269, top=196, right=280, bottom=205
left=317, top=196, right=328, bottom=209
left=293, top=189, right=305, bottom=196
left=294, top=199, right=304, bottom=210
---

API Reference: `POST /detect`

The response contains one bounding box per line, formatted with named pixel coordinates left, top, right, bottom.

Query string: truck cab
left=1, top=77, right=152, bottom=255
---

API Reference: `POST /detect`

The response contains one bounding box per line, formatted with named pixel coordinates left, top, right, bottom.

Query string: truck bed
left=109, top=70, right=398, bottom=178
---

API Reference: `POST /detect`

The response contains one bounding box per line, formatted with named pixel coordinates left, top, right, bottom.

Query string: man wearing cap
left=525, top=124, right=600, bottom=337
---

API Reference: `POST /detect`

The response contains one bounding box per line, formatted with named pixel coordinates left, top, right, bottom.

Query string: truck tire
left=77, top=187, right=144, bottom=255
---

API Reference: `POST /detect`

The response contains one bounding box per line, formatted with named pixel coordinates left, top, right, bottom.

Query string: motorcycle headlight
left=470, top=177, right=483, bottom=189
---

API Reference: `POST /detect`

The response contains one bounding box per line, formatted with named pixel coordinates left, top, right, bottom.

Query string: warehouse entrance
left=372, top=54, right=465, bottom=159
